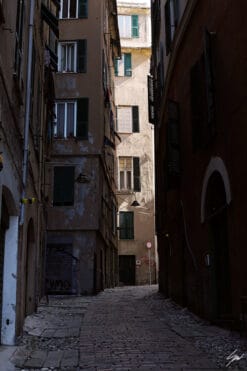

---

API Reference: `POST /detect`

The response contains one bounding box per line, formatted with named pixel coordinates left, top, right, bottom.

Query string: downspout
left=20, top=0, right=35, bottom=225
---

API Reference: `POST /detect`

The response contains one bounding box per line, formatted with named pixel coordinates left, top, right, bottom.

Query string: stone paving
left=5, top=285, right=247, bottom=370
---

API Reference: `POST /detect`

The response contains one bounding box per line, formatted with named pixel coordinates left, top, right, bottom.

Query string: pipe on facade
left=20, top=0, right=35, bottom=225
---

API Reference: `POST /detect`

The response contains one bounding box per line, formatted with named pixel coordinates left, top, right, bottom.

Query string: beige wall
left=116, top=1, right=156, bottom=285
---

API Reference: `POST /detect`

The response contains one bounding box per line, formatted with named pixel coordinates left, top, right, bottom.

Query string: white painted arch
left=201, top=157, right=232, bottom=223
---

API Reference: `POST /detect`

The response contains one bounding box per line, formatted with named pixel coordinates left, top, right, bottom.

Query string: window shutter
left=133, top=157, right=141, bottom=192
left=77, top=98, right=88, bottom=139
left=165, top=0, right=171, bottom=55
left=120, top=212, right=134, bottom=239
left=53, top=167, right=74, bottom=206
left=131, top=15, right=139, bottom=37
left=124, top=53, right=132, bottom=76
left=78, top=0, right=88, bottom=18
left=77, top=39, right=87, bottom=73
left=114, top=58, right=119, bottom=76
left=132, top=106, right=139, bottom=132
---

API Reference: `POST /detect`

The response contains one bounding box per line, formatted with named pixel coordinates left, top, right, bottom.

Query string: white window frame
left=60, top=0, right=79, bottom=19
left=119, top=157, right=133, bottom=191
left=54, top=101, right=77, bottom=138
left=58, top=42, right=77, bottom=73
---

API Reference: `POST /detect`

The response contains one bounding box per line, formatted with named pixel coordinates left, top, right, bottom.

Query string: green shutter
left=53, top=167, right=74, bottom=206
left=131, top=15, right=139, bottom=37
left=77, top=39, right=87, bottom=72
left=133, top=157, right=141, bottom=192
left=77, top=98, right=88, bottom=139
left=120, top=212, right=134, bottom=239
left=78, top=0, right=88, bottom=18
left=132, top=106, right=139, bottom=132
left=124, top=53, right=132, bottom=76
left=114, top=58, right=119, bottom=76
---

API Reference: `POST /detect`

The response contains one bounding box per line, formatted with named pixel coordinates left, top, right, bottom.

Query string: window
left=117, top=106, right=139, bottom=133
left=60, top=0, right=88, bottom=19
left=53, top=167, right=75, bottom=206
left=119, top=212, right=134, bottom=239
left=54, top=98, right=89, bottom=139
left=58, top=40, right=87, bottom=73
left=165, top=0, right=179, bottom=54
left=114, top=53, right=132, bottom=77
left=119, top=157, right=141, bottom=191
left=118, top=15, right=139, bottom=38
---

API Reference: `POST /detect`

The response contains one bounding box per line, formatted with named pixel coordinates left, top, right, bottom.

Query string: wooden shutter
left=120, top=212, right=134, bottom=239
left=131, top=15, right=139, bottom=37
left=124, top=53, right=132, bottom=76
left=77, top=39, right=87, bottom=72
left=165, top=0, right=171, bottom=55
left=77, top=98, right=88, bottom=139
left=78, top=0, right=88, bottom=18
left=133, top=157, right=141, bottom=192
left=53, top=167, right=74, bottom=206
left=132, top=106, right=139, bottom=132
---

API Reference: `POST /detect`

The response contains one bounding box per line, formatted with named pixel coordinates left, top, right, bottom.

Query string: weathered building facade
left=151, top=0, right=247, bottom=326
left=0, top=0, right=58, bottom=344
left=45, top=0, right=120, bottom=294
left=115, top=0, right=156, bottom=286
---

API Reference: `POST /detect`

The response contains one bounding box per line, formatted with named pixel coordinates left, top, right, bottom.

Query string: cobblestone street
left=5, top=285, right=247, bottom=370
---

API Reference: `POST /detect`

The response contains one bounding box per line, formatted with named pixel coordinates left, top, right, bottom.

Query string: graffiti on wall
left=45, top=244, right=78, bottom=294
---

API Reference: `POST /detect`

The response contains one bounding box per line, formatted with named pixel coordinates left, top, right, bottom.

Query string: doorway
left=119, top=255, right=136, bottom=285
left=206, top=171, right=232, bottom=320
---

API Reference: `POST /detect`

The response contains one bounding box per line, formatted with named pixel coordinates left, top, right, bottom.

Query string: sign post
left=146, top=241, right=152, bottom=285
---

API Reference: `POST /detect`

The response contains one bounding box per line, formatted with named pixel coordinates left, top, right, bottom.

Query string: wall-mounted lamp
left=131, top=193, right=140, bottom=207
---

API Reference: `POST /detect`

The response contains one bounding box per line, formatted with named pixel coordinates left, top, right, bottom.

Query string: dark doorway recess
left=206, top=171, right=232, bottom=321
left=119, top=255, right=136, bottom=286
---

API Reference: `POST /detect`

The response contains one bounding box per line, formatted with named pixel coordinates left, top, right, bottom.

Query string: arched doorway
left=205, top=171, right=232, bottom=320
left=25, top=219, right=36, bottom=315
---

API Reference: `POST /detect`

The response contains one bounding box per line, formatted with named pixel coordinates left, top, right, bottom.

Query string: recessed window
left=114, top=53, right=132, bottom=77
left=117, top=106, right=139, bottom=133
left=58, top=40, right=87, bottom=73
left=118, top=15, right=139, bottom=38
left=60, top=0, right=88, bottom=19
left=53, top=167, right=75, bottom=206
left=119, top=211, right=134, bottom=240
left=54, top=98, right=89, bottom=139
left=119, top=157, right=141, bottom=192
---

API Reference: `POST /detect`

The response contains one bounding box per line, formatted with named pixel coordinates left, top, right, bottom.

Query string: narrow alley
left=7, top=286, right=247, bottom=370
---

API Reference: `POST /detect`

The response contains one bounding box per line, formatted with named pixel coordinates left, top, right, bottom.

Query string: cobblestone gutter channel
left=8, top=286, right=247, bottom=370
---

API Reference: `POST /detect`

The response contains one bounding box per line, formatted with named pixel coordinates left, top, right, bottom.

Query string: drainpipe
left=20, top=0, right=35, bottom=225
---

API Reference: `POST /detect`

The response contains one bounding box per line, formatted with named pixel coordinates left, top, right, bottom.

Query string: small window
left=60, top=0, right=88, bottom=19
left=53, top=167, right=75, bottom=206
left=114, top=53, right=132, bottom=77
left=54, top=98, right=88, bottom=139
left=119, top=211, right=134, bottom=239
left=118, top=15, right=139, bottom=38
left=119, top=157, right=141, bottom=191
left=117, top=106, right=139, bottom=133
left=58, top=40, right=87, bottom=73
